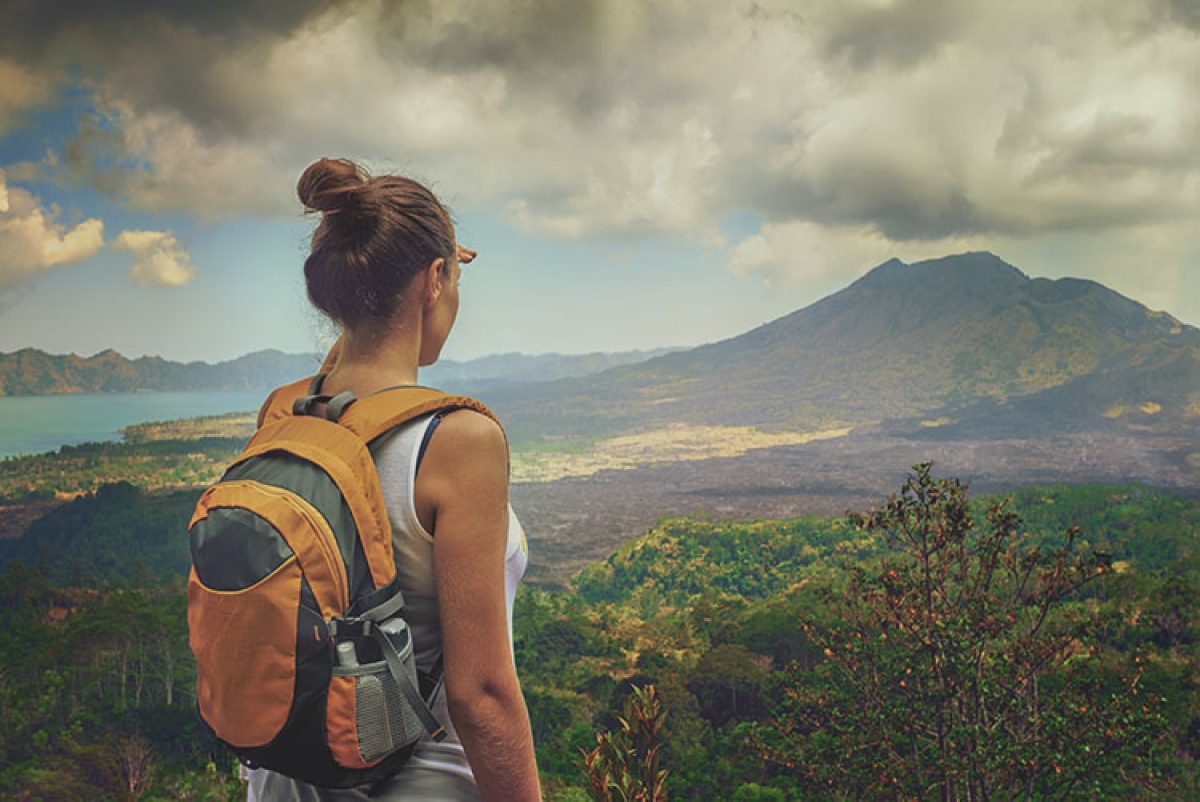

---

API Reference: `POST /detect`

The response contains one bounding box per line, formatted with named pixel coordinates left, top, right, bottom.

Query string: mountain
left=485, top=252, right=1199, bottom=443
left=0, top=349, right=324, bottom=395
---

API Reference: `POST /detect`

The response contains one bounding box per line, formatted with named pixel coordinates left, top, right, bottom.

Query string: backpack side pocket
left=327, top=617, right=426, bottom=767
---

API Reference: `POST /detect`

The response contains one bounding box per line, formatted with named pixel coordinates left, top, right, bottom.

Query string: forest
left=0, top=466, right=1197, bottom=799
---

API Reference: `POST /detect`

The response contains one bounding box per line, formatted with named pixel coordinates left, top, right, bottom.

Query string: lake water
left=0, top=390, right=267, bottom=459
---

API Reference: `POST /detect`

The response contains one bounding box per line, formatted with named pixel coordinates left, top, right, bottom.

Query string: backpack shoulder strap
left=256, top=377, right=313, bottom=428
left=338, top=386, right=503, bottom=448
left=256, top=376, right=503, bottom=448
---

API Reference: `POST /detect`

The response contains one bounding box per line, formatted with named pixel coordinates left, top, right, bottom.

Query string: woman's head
left=297, top=158, right=456, bottom=330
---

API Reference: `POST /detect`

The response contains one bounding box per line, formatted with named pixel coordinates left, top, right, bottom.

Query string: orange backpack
left=187, top=376, right=496, bottom=788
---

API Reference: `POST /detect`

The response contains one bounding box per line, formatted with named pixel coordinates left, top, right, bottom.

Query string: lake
left=0, top=390, right=267, bottom=459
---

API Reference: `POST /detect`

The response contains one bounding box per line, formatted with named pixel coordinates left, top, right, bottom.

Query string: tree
left=115, top=734, right=156, bottom=801
left=687, top=644, right=768, bottom=727
left=758, top=463, right=1170, bottom=800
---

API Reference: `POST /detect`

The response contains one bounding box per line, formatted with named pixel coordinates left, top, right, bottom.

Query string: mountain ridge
left=0, top=349, right=324, bottom=396
left=0, top=346, right=681, bottom=396
left=482, top=251, right=1198, bottom=442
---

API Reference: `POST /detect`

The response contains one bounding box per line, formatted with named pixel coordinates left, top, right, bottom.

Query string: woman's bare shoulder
left=426, top=407, right=507, bottom=469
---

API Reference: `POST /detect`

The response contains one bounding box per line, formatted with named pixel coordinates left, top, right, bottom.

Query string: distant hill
left=485, top=252, right=1199, bottom=443
left=0, top=349, right=324, bottom=395
left=0, top=347, right=679, bottom=396
left=421, top=348, right=680, bottom=392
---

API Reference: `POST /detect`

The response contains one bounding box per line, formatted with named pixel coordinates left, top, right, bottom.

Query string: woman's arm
left=415, top=410, right=541, bottom=801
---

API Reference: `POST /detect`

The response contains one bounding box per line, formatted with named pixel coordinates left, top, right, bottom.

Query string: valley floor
left=515, top=426, right=1200, bottom=587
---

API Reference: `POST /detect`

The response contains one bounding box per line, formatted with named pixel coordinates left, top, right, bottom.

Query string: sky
left=0, top=0, right=1198, bottom=364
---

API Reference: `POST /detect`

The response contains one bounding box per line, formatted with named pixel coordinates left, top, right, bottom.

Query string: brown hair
left=297, top=158, right=454, bottom=327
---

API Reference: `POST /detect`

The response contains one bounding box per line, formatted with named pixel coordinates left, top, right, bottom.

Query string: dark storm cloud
left=0, top=0, right=347, bottom=56
left=0, top=0, right=356, bottom=141
left=1164, top=0, right=1200, bottom=28
left=371, top=0, right=606, bottom=69
left=819, top=0, right=969, bottom=70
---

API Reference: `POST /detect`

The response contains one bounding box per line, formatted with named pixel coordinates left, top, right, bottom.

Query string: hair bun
left=300, top=159, right=455, bottom=328
left=297, top=157, right=368, bottom=216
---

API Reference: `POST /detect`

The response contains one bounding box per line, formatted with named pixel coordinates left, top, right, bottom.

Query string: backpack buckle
left=292, top=390, right=357, bottom=421
left=329, top=616, right=371, bottom=640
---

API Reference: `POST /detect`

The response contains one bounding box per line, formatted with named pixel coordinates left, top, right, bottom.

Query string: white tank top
left=372, top=411, right=529, bottom=783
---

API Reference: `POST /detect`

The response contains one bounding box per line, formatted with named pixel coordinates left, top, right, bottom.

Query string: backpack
left=186, top=375, right=497, bottom=788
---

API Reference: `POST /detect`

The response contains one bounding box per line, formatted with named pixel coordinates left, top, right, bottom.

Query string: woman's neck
left=321, top=323, right=422, bottom=397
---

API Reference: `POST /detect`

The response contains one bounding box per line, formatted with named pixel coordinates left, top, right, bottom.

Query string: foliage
left=757, top=464, right=1172, bottom=799
left=0, top=568, right=233, bottom=800
left=0, top=473, right=1197, bottom=798
left=1003, top=482, right=1200, bottom=574
left=581, top=685, right=668, bottom=802
left=574, top=515, right=862, bottom=607
left=0, top=483, right=201, bottom=586
left=687, top=645, right=769, bottom=728
left=0, top=438, right=242, bottom=503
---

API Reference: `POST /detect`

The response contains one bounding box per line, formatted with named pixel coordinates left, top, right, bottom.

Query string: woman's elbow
left=445, top=674, right=524, bottom=727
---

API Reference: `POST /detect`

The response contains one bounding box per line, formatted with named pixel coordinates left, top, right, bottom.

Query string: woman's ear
left=422, top=257, right=446, bottom=307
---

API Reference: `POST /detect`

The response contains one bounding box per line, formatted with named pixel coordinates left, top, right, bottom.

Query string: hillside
left=487, top=252, right=1199, bottom=443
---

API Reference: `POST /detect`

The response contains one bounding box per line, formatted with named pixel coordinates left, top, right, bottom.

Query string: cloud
left=3, top=0, right=1199, bottom=257
left=56, top=99, right=293, bottom=220
left=112, top=230, right=196, bottom=287
left=0, top=58, right=54, bottom=133
left=814, top=0, right=972, bottom=70
left=729, top=223, right=876, bottom=284
left=0, top=1, right=342, bottom=66
left=0, top=172, right=195, bottom=292
left=727, top=220, right=988, bottom=288
left=0, top=170, right=105, bottom=289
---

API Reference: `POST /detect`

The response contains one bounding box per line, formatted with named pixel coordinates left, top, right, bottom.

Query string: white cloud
left=727, top=221, right=988, bottom=288
left=728, top=223, right=882, bottom=284
left=112, top=229, right=196, bottom=287
left=0, top=173, right=197, bottom=293
left=0, top=170, right=106, bottom=289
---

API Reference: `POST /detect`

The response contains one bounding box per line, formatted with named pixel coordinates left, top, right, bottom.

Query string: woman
left=248, top=158, right=541, bottom=801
